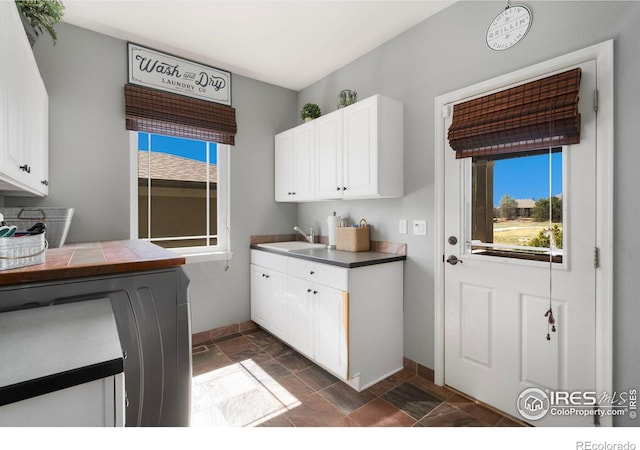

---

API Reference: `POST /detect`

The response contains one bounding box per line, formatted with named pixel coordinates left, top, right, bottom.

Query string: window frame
left=129, top=131, right=232, bottom=263
left=462, top=148, right=569, bottom=270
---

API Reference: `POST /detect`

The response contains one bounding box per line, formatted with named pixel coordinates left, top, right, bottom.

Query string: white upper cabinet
left=274, top=121, right=315, bottom=202
left=315, top=111, right=343, bottom=199
left=0, top=2, right=49, bottom=197
left=274, top=131, right=294, bottom=202
left=275, top=94, right=403, bottom=202
left=342, top=95, right=403, bottom=199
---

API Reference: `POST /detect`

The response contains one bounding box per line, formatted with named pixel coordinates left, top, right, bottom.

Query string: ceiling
left=62, top=1, right=455, bottom=91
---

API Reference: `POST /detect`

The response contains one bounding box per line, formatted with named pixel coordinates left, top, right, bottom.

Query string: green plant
left=15, top=0, right=65, bottom=45
left=300, top=103, right=321, bottom=121
left=528, top=224, right=563, bottom=249
left=532, top=196, right=563, bottom=222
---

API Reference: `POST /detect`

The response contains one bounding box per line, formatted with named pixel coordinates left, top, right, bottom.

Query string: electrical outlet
left=413, top=220, right=427, bottom=236
left=399, top=219, right=407, bottom=235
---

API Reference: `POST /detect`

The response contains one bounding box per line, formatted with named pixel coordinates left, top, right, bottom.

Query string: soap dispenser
left=327, top=211, right=341, bottom=249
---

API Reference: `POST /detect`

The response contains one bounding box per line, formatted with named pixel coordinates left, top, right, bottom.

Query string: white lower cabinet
left=250, top=250, right=403, bottom=391
left=313, top=285, right=349, bottom=379
left=287, top=276, right=315, bottom=359
left=250, top=263, right=288, bottom=341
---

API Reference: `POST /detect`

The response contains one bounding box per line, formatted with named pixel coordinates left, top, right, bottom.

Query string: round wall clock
left=486, top=4, right=532, bottom=51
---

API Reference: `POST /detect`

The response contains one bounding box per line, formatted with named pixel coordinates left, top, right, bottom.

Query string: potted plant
left=337, top=89, right=358, bottom=108
left=15, top=0, right=65, bottom=46
left=300, top=103, right=321, bottom=122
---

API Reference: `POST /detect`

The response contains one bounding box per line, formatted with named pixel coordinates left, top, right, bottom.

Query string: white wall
left=8, top=23, right=299, bottom=334
left=296, top=1, right=640, bottom=426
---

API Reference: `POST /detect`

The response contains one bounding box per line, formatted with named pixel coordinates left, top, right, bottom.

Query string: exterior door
left=444, top=60, right=598, bottom=426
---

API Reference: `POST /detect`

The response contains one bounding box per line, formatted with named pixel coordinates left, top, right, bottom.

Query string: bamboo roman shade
left=448, top=68, right=582, bottom=159
left=124, top=84, right=237, bottom=145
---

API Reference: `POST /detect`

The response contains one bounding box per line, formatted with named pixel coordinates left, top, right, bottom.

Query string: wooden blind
left=448, top=68, right=581, bottom=159
left=124, top=84, right=237, bottom=145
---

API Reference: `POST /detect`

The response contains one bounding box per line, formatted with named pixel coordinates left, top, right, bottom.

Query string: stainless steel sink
left=256, top=241, right=326, bottom=253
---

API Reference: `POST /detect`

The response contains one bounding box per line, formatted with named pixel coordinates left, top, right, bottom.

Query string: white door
left=287, top=276, right=315, bottom=358
left=314, top=285, right=349, bottom=379
left=315, top=111, right=343, bottom=199
left=292, top=121, right=316, bottom=201
left=274, top=130, right=293, bottom=202
left=444, top=60, right=598, bottom=426
left=343, top=96, right=378, bottom=197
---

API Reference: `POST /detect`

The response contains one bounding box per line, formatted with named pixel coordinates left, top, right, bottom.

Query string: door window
left=469, top=149, right=563, bottom=262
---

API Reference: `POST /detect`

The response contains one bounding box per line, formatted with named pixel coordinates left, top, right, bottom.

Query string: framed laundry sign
left=127, top=43, right=231, bottom=105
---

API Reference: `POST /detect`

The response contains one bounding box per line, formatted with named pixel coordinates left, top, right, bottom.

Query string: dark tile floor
left=191, top=327, right=526, bottom=427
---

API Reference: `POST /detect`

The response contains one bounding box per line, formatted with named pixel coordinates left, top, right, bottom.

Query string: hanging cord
left=544, top=101, right=557, bottom=341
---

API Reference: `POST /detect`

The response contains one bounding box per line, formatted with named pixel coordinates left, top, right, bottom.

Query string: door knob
left=446, top=255, right=463, bottom=265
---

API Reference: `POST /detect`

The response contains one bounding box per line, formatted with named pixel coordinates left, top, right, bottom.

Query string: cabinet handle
left=288, top=192, right=292, bottom=195
left=313, top=290, right=318, bottom=295
left=122, top=349, right=128, bottom=360
left=265, top=275, right=270, bottom=279
left=292, top=192, right=296, bottom=195
left=307, top=288, right=312, bottom=293
left=309, top=271, right=315, bottom=275
left=342, top=186, right=347, bottom=191
left=41, top=180, right=49, bottom=186
left=336, top=187, right=341, bottom=191
left=19, top=164, right=31, bottom=173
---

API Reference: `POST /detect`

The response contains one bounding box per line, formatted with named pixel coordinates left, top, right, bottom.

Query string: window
left=130, top=131, right=229, bottom=259
left=468, top=149, right=563, bottom=262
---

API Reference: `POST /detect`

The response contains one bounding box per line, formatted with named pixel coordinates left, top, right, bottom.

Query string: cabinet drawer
left=288, top=258, right=348, bottom=291
left=251, top=250, right=288, bottom=272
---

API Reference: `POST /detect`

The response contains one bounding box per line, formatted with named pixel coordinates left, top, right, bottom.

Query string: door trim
left=433, top=40, right=614, bottom=425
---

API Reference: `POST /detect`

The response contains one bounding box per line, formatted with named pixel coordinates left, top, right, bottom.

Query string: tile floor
left=191, top=327, right=526, bottom=427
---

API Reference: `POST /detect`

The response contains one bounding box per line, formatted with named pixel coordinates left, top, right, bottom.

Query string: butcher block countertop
left=0, top=240, right=185, bottom=287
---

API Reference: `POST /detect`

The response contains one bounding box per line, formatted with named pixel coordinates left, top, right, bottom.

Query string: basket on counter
left=0, top=233, right=47, bottom=270
left=336, top=219, right=370, bottom=252
left=0, top=207, right=73, bottom=248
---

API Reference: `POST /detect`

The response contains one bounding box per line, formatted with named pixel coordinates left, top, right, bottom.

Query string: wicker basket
left=0, top=233, right=47, bottom=271
left=336, top=219, right=370, bottom=252
left=0, top=207, right=73, bottom=248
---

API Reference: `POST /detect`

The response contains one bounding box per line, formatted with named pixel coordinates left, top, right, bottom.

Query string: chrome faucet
left=294, top=226, right=315, bottom=244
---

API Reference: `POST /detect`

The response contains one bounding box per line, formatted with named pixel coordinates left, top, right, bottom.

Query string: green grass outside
left=493, top=220, right=563, bottom=246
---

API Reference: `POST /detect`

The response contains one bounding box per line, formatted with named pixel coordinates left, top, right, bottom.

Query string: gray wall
left=296, top=1, right=640, bottom=426
left=8, top=23, right=298, bottom=334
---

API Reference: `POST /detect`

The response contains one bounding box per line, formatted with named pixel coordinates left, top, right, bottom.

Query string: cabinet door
left=31, top=75, right=49, bottom=195
left=3, top=13, right=27, bottom=185
left=314, top=286, right=349, bottom=379
left=251, top=264, right=288, bottom=340
left=274, top=131, right=293, bottom=202
left=250, top=264, right=269, bottom=327
left=292, top=122, right=315, bottom=201
left=287, top=276, right=314, bottom=358
left=265, top=269, right=288, bottom=340
left=343, top=96, right=378, bottom=198
left=315, top=111, right=343, bottom=199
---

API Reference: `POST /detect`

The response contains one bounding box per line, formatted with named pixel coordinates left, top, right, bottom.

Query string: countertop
left=0, top=240, right=185, bottom=287
left=0, top=299, right=123, bottom=406
left=250, top=244, right=406, bottom=268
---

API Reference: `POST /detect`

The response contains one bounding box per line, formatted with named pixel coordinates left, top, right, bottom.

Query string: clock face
left=486, top=5, right=532, bottom=51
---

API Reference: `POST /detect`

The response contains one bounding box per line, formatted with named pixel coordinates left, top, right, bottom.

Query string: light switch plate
left=413, top=220, right=427, bottom=236
left=399, top=219, right=407, bottom=235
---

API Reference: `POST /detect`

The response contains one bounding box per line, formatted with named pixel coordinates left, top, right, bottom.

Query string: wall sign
left=128, top=43, right=231, bottom=105
left=486, top=4, right=532, bottom=51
